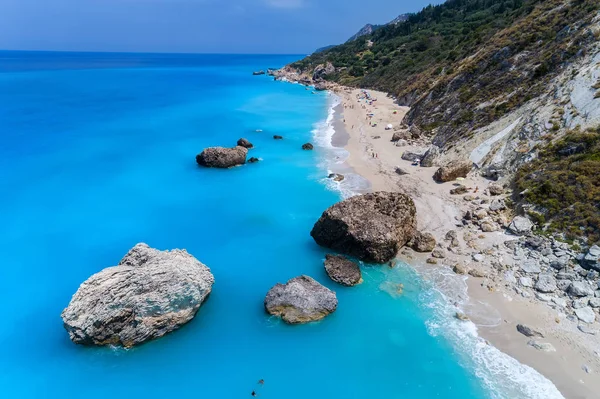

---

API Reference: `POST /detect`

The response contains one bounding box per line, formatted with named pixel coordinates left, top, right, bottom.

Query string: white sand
left=332, top=86, right=600, bottom=399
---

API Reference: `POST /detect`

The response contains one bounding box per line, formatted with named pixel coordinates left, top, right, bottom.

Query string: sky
left=0, top=0, right=444, bottom=54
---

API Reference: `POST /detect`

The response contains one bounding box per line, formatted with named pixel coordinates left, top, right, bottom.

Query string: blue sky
left=0, top=0, right=443, bottom=54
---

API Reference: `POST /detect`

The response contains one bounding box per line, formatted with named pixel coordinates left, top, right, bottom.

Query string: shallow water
left=0, top=52, right=554, bottom=398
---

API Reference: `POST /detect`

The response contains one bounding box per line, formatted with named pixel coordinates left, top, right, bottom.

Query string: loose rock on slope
left=324, top=254, right=362, bottom=286
left=310, top=192, right=417, bottom=263
left=61, top=243, right=214, bottom=347
left=264, top=275, right=337, bottom=324
left=196, top=146, right=248, bottom=168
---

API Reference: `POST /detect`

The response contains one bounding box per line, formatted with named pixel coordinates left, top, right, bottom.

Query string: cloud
left=263, top=0, right=304, bottom=9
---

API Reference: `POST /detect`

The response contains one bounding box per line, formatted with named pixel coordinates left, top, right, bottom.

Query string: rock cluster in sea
left=61, top=243, right=214, bottom=347
left=264, top=275, right=338, bottom=324
left=310, top=192, right=417, bottom=263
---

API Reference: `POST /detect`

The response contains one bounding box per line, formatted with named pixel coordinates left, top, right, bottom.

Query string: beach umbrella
left=387, top=124, right=393, bottom=129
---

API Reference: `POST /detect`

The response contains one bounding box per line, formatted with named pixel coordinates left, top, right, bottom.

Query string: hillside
left=291, top=0, right=599, bottom=143
left=277, top=0, right=600, bottom=243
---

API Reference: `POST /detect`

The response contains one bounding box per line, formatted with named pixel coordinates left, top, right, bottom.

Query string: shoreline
left=326, top=86, right=600, bottom=399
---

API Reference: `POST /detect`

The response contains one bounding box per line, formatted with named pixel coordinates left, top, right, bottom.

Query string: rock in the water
left=575, top=307, right=596, bottom=324
left=411, top=231, right=436, bottom=252
left=508, top=216, right=533, bottom=235
left=327, top=173, right=344, bottom=182
left=517, top=324, right=544, bottom=338
left=420, top=145, right=440, bottom=167
left=273, top=135, right=283, bottom=140
left=453, top=264, right=468, bottom=275
left=264, top=275, right=337, bottom=324
left=401, top=151, right=424, bottom=162
left=248, top=157, right=260, bottom=163
left=196, top=146, right=248, bottom=168
left=527, top=340, right=556, bottom=352
left=324, top=254, right=362, bottom=286
left=252, top=70, right=265, bottom=76
left=237, top=138, right=253, bottom=149
left=535, top=274, right=557, bottom=293
left=433, top=160, right=472, bottom=182
left=61, top=243, right=214, bottom=347
left=310, top=192, right=417, bottom=263
left=302, top=143, right=314, bottom=150
left=455, top=312, right=469, bottom=321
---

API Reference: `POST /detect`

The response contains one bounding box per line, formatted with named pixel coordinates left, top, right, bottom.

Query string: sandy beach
left=331, top=86, right=600, bottom=399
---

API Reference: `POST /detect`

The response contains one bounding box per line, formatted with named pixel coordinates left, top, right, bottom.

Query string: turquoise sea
left=0, top=52, right=561, bottom=398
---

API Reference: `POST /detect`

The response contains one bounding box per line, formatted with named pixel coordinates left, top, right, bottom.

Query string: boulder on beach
left=196, top=146, right=248, bottom=168
left=273, top=135, right=283, bottom=140
left=328, top=173, right=344, bottom=182
left=302, top=143, right=314, bottom=150
left=450, top=185, right=468, bottom=195
left=420, top=145, right=440, bottom=167
left=488, top=184, right=504, bottom=196
left=310, top=192, right=417, bottom=263
left=433, top=160, right=472, bottom=182
left=264, top=275, right=337, bottom=324
left=324, top=254, right=362, bottom=286
left=401, top=151, right=424, bottom=162
left=61, top=243, right=214, bottom=348
left=395, top=166, right=409, bottom=175
left=391, top=131, right=410, bottom=142
left=237, top=138, right=253, bottom=149
left=411, top=231, right=436, bottom=252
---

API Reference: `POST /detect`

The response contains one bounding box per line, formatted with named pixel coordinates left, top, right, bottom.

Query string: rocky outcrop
left=196, top=146, right=248, bottom=168
left=324, top=254, right=362, bottom=286
left=310, top=192, right=417, bottom=263
left=433, top=160, right=472, bottom=182
left=420, top=145, right=440, bottom=167
left=302, top=143, right=314, bottom=150
left=508, top=216, right=533, bottom=235
left=411, top=231, right=436, bottom=252
left=314, top=82, right=327, bottom=91
left=264, top=275, right=337, bottom=324
left=328, top=173, right=344, bottom=182
left=312, top=62, right=335, bottom=81
left=237, top=138, right=253, bottom=149
left=61, top=243, right=214, bottom=347
left=583, top=245, right=600, bottom=271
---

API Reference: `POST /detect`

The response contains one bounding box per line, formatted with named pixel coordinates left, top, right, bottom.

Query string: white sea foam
left=312, top=93, right=369, bottom=199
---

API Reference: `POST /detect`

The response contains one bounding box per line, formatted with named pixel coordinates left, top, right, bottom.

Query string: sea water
left=0, top=52, right=560, bottom=398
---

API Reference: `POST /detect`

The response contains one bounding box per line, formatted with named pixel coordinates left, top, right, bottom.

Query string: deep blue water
left=0, top=51, right=498, bottom=398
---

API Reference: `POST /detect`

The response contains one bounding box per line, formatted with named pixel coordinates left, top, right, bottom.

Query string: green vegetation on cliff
left=515, top=129, right=600, bottom=244
left=293, top=0, right=599, bottom=145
